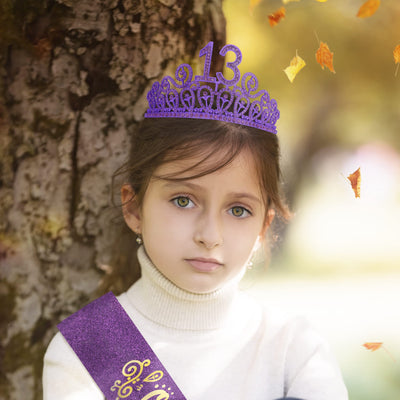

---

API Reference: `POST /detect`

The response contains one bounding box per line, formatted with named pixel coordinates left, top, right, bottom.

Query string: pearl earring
left=136, top=235, right=143, bottom=245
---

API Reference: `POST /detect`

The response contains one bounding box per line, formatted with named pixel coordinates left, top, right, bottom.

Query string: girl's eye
left=172, top=196, right=194, bottom=208
left=229, top=206, right=251, bottom=218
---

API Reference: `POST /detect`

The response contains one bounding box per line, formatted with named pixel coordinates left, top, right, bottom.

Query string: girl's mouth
left=185, top=258, right=223, bottom=272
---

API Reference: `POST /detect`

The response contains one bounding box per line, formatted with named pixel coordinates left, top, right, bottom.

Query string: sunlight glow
left=286, top=142, right=400, bottom=271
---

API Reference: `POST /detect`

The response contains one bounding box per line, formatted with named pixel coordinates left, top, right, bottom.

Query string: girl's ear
left=121, top=184, right=142, bottom=234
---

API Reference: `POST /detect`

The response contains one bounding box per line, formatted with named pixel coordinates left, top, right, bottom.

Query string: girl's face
left=122, top=149, right=272, bottom=294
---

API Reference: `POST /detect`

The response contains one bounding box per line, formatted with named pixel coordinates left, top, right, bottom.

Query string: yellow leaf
left=282, top=0, right=300, bottom=4
left=357, top=0, right=380, bottom=18
left=315, top=0, right=328, bottom=2
left=284, top=52, right=306, bottom=83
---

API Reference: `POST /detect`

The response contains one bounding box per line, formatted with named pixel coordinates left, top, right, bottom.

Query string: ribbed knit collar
left=126, top=246, right=240, bottom=331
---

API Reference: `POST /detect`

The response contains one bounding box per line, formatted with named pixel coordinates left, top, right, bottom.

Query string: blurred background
left=1, top=1, right=398, bottom=398
left=224, top=1, right=400, bottom=399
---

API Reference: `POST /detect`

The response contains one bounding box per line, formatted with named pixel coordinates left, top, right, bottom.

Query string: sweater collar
left=126, top=246, right=240, bottom=330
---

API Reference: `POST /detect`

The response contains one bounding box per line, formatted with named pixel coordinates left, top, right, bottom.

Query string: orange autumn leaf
left=363, top=342, right=396, bottom=361
left=394, top=45, right=400, bottom=77
left=394, top=45, right=400, bottom=64
left=347, top=167, right=361, bottom=198
left=316, top=41, right=335, bottom=73
left=363, top=342, right=383, bottom=351
left=268, top=7, right=286, bottom=27
left=357, top=0, right=380, bottom=18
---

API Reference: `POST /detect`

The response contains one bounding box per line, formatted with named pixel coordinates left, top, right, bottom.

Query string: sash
left=58, top=292, right=187, bottom=400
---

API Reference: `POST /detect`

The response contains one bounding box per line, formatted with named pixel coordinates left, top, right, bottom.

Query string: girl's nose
left=193, top=210, right=223, bottom=249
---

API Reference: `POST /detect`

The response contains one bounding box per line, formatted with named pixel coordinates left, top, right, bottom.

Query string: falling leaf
left=249, top=0, right=262, bottom=14
left=363, top=342, right=396, bottom=361
left=268, top=7, right=286, bottom=27
left=394, top=45, right=400, bottom=64
left=284, top=52, right=306, bottom=82
left=357, top=0, right=380, bottom=18
left=394, top=44, right=400, bottom=77
left=316, top=41, right=335, bottom=73
left=347, top=167, right=361, bottom=198
left=363, top=342, right=383, bottom=351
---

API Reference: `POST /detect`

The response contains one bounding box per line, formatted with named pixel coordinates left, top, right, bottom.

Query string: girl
left=43, top=42, right=348, bottom=400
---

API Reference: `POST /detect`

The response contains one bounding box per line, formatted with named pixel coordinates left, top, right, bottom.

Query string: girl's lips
left=185, top=258, right=223, bottom=272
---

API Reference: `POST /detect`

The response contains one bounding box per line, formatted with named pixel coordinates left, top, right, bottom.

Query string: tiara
left=144, top=42, right=280, bottom=134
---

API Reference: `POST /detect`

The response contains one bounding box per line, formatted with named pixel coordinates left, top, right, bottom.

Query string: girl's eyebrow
left=228, top=192, right=261, bottom=205
left=161, top=181, right=202, bottom=191
left=161, top=181, right=261, bottom=205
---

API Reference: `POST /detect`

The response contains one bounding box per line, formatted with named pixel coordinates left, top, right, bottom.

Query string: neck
left=126, top=246, right=240, bottom=330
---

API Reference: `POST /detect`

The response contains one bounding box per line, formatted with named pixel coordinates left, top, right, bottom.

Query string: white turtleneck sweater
left=43, top=247, right=348, bottom=400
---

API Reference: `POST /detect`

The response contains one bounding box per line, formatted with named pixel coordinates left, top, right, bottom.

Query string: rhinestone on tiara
left=144, top=42, right=280, bottom=134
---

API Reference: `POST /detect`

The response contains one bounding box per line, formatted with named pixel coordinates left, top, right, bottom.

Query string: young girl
left=43, top=42, right=348, bottom=400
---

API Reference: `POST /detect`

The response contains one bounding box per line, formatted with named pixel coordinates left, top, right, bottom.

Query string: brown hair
left=99, top=118, right=290, bottom=295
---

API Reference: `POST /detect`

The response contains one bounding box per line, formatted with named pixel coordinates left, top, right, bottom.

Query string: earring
left=136, top=234, right=143, bottom=245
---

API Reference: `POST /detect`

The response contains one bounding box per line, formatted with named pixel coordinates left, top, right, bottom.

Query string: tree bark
left=0, top=1, right=226, bottom=399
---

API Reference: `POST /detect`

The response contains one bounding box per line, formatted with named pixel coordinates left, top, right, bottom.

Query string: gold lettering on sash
left=143, top=371, right=164, bottom=383
left=141, top=389, right=170, bottom=400
left=110, top=359, right=164, bottom=399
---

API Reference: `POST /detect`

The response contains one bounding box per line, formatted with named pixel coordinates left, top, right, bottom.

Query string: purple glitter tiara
left=144, top=42, right=280, bottom=134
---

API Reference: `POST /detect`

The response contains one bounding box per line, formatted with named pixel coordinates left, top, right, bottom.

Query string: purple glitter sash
left=58, top=292, right=187, bottom=400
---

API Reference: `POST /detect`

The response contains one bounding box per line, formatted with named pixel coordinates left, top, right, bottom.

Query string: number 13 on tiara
left=195, top=41, right=242, bottom=86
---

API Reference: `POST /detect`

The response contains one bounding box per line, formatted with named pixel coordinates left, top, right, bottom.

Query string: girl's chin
left=175, top=277, right=224, bottom=294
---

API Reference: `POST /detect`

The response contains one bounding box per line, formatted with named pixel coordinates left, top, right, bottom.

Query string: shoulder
left=266, top=312, right=347, bottom=399
left=235, top=290, right=307, bottom=337
left=230, top=291, right=313, bottom=351
left=43, top=331, right=97, bottom=382
left=237, top=292, right=347, bottom=398
left=43, top=331, right=103, bottom=399
left=44, top=331, right=77, bottom=364
left=236, top=289, right=325, bottom=342
left=254, top=297, right=336, bottom=364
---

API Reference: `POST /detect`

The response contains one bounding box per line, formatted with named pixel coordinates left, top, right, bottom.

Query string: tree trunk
left=0, top=1, right=226, bottom=399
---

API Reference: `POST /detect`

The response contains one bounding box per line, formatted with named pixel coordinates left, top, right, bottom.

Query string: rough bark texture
left=0, top=1, right=226, bottom=399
